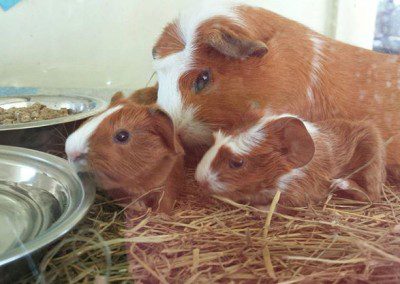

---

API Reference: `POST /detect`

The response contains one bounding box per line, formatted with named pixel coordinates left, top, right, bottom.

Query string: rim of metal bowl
left=0, top=146, right=96, bottom=267
left=0, top=95, right=109, bottom=131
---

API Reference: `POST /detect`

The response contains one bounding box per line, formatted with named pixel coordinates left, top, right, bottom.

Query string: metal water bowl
left=0, top=146, right=96, bottom=282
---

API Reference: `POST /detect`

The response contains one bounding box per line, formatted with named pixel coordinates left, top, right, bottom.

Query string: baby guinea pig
left=195, top=112, right=385, bottom=212
left=65, top=93, right=184, bottom=214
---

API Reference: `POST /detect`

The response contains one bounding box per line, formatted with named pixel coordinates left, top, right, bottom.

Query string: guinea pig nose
left=68, top=152, right=87, bottom=163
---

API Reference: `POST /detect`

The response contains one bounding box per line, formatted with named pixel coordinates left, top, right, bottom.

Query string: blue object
left=0, top=0, right=22, bottom=11
left=0, top=87, right=38, bottom=96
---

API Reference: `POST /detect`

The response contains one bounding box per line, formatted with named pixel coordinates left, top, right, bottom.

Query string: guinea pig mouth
left=69, top=158, right=89, bottom=173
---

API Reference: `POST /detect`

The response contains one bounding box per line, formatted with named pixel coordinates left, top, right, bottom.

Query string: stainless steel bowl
left=0, top=95, right=108, bottom=156
left=0, top=146, right=96, bottom=282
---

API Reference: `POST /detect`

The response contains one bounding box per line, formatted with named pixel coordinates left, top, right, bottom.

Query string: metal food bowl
left=0, top=95, right=108, bottom=156
left=0, top=146, right=96, bottom=282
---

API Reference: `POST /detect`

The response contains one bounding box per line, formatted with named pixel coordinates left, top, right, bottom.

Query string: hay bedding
left=23, top=173, right=400, bottom=284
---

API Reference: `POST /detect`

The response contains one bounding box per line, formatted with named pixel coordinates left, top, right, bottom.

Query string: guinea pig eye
left=229, top=158, right=244, bottom=169
left=113, top=130, right=131, bottom=144
left=194, top=70, right=211, bottom=93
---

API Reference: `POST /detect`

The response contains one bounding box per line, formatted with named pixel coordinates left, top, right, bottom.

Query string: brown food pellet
left=0, top=103, right=72, bottom=125
left=31, top=110, right=39, bottom=119
left=20, top=113, right=31, bottom=123
left=2, top=119, right=14, bottom=125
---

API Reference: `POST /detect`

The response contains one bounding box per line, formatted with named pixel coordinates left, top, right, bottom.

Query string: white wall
left=0, top=0, right=378, bottom=90
left=257, top=0, right=337, bottom=36
left=334, top=0, right=379, bottom=50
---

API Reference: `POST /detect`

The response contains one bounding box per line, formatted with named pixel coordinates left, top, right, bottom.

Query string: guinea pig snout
left=196, top=171, right=227, bottom=193
left=67, top=151, right=87, bottom=163
left=67, top=152, right=89, bottom=173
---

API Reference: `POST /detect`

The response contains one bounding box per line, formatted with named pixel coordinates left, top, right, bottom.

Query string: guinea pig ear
left=110, top=91, right=125, bottom=106
left=149, top=108, right=184, bottom=156
left=128, top=84, right=158, bottom=105
left=204, top=24, right=268, bottom=59
left=269, top=117, right=315, bottom=168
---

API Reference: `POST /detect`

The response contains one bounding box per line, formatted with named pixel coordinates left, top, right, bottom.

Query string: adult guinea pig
left=65, top=93, right=185, bottom=214
left=195, top=112, right=385, bottom=213
left=152, top=1, right=400, bottom=183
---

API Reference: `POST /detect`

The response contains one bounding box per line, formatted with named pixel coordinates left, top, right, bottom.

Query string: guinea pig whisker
left=145, top=72, right=157, bottom=87
left=61, top=123, right=68, bottom=135
left=52, top=133, right=65, bottom=142
left=52, top=143, right=69, bottom=147
left=52, top=126, right=67, bottom=140
left=63, top=123, right=74, bottom=138
left=72, top=120, right=77, bottom=132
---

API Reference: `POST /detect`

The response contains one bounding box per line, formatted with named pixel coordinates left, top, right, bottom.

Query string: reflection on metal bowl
left=0, top=146, right=96, bottom=282
left=0, top=95, right=108, bottom=156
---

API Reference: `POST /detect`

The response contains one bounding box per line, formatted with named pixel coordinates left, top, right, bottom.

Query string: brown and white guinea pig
left=152, top=1, right=400, bottom=181
left=195, top=111, right=385, bottom=212
left=65, top=93, right=185, bottom=214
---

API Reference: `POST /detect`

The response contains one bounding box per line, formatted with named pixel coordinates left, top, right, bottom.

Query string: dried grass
left=23, top=173, right=400, bottom=284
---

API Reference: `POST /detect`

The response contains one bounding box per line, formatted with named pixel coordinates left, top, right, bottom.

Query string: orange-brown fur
left=127, top=85, right=158, bottom=105
left=154, top=5, right=400, bottom=183
left=154, top=21, right=185, bottom=58
left=203, top=117, right=385, bottom=212
left=88, top=98, right=185, bottom=214
left=121, top=87, right=205, bottom=169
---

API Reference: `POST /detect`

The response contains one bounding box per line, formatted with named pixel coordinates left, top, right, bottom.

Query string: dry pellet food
left=0, top=103, right=72, bottom=125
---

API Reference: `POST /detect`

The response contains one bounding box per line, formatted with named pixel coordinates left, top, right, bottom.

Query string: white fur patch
left=204, top=171, right=227, bottom=193
left=173, top=105, right=213, bottom=146
left=303, top=121, right=319, bottom=136
left=195, top=131, right=231, bottom=192
left=153, top=51, right=189, bottom=118
left=306, top=87, right=314, bottom=104
left=226, top=111, right=273, bottom=155
left=332, top=178, right=350, bottom=190
left=307, top=35, right=325, bottom=104
left=227, top=113, right=319, bottom=155
left=65, top=105, right=123, bottom=162
left=276, top=169, right=305, bottom=191
left=153, top=0, right=241, bottom=145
